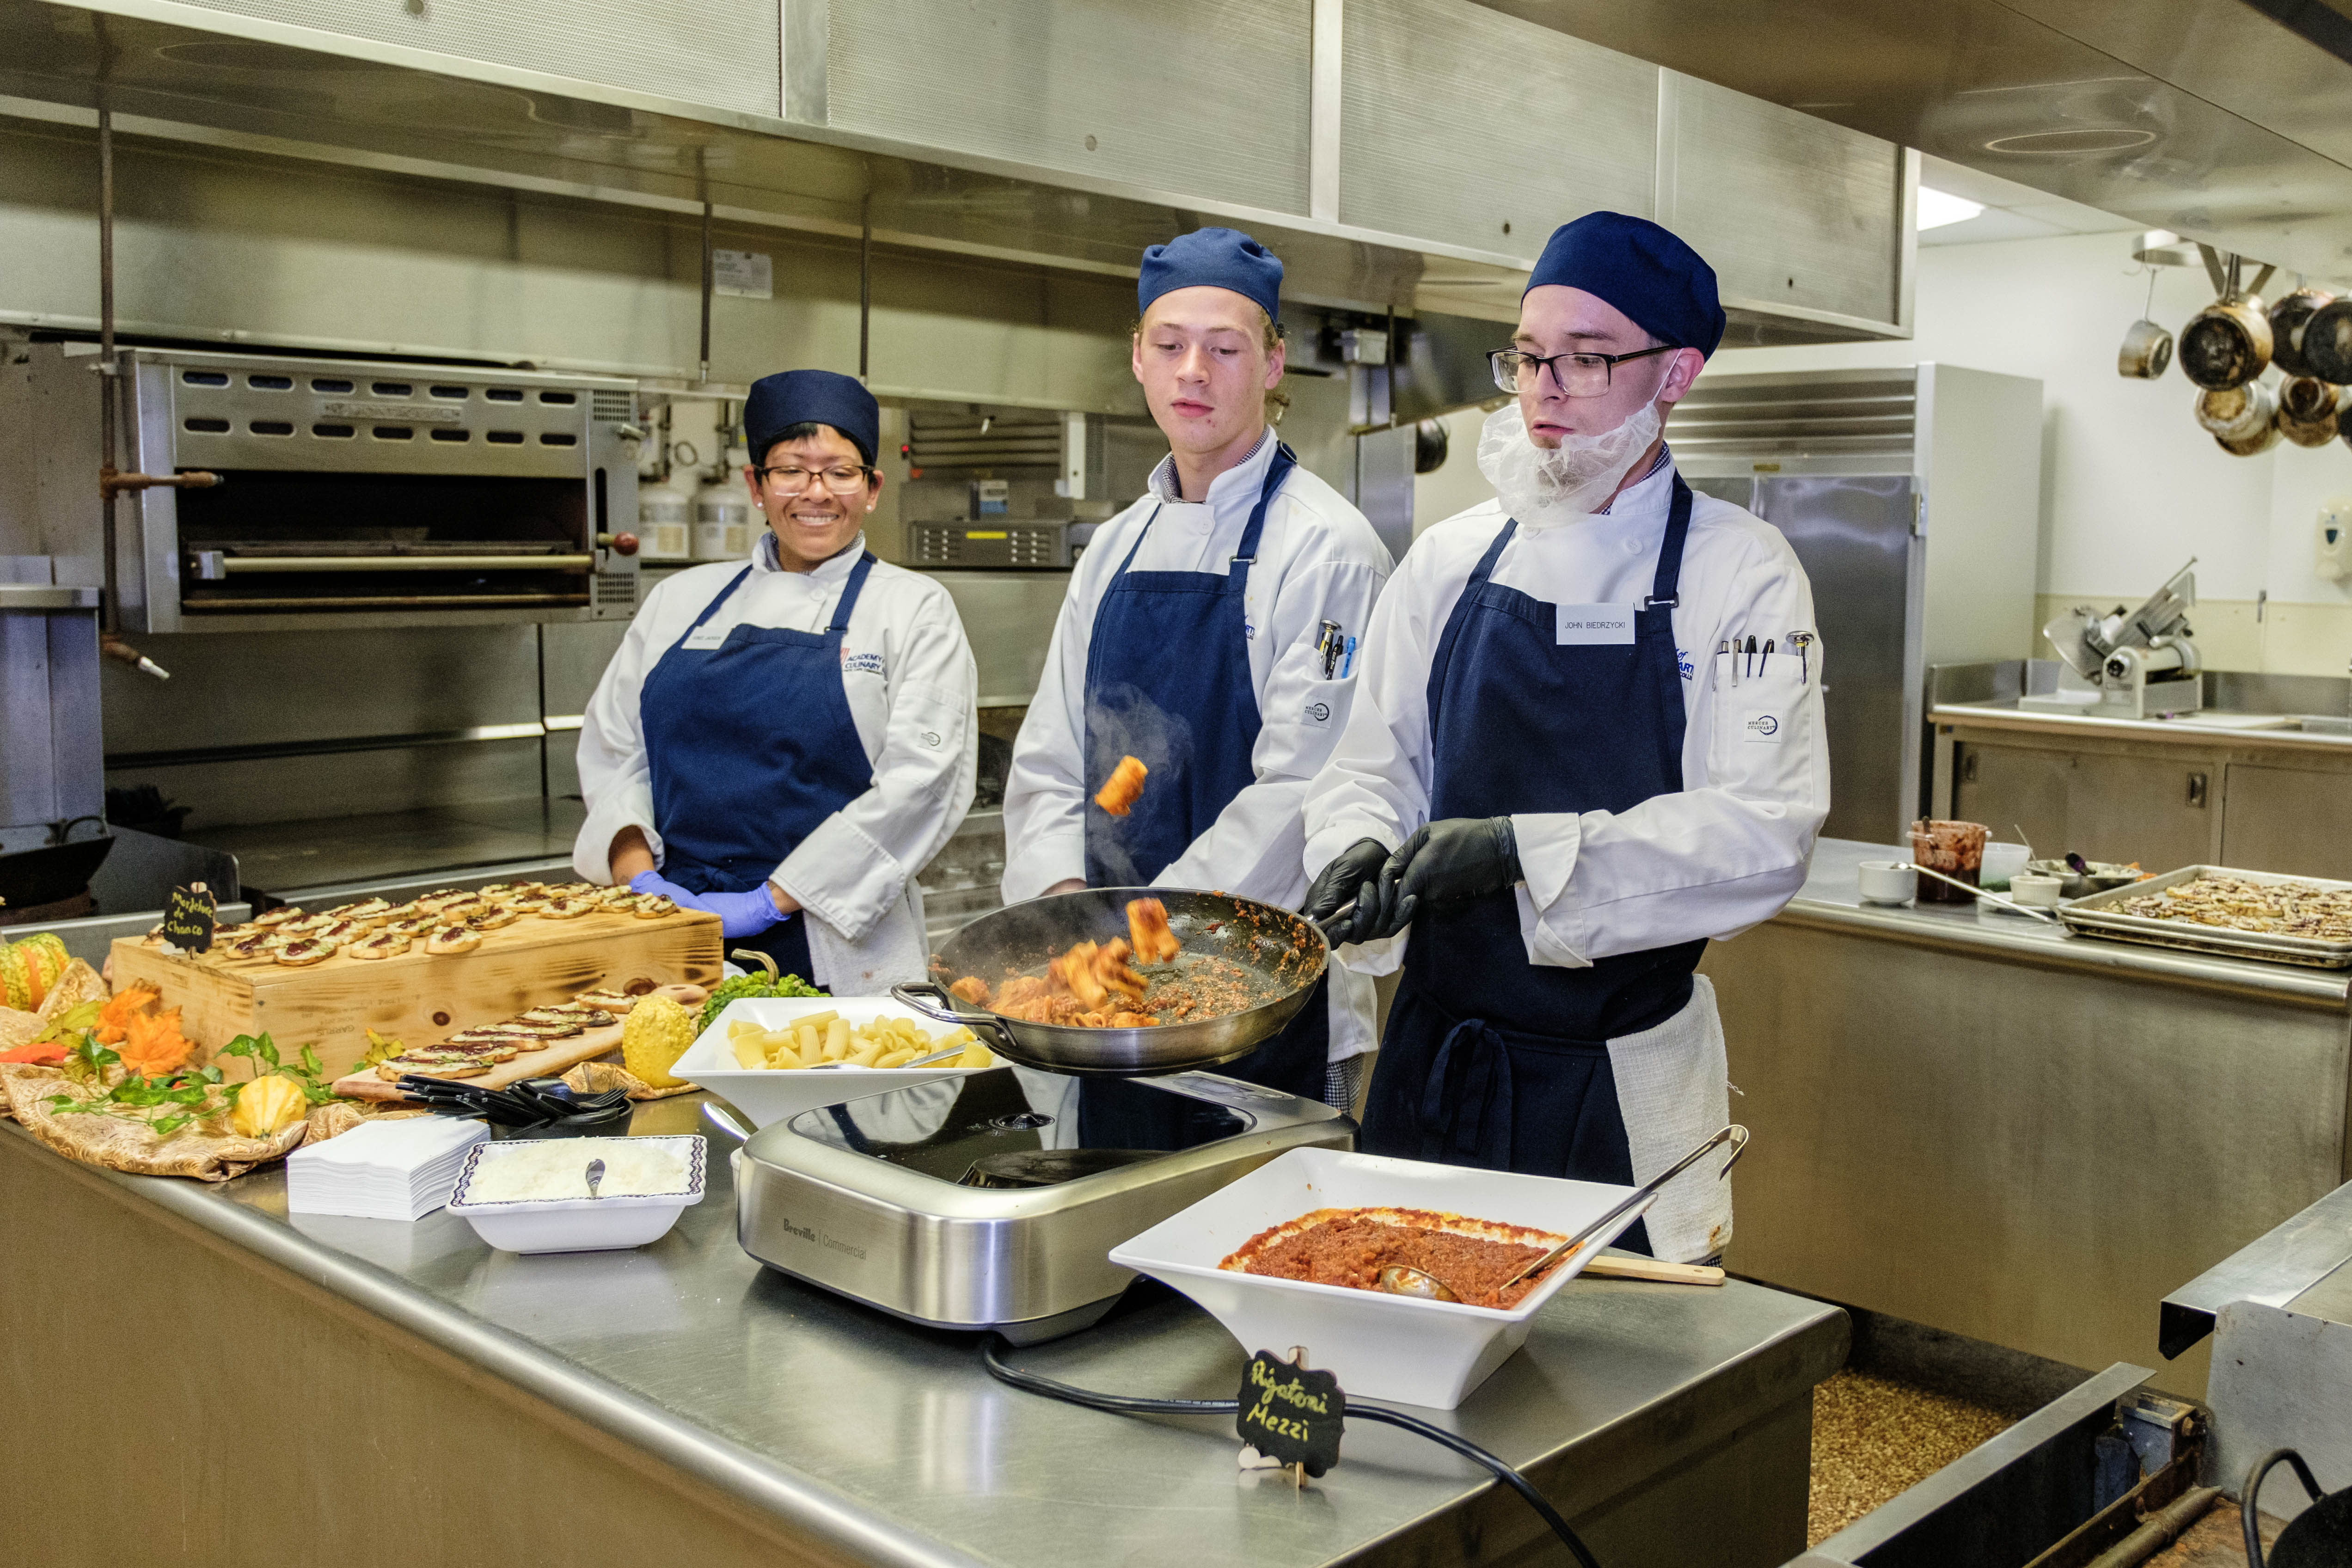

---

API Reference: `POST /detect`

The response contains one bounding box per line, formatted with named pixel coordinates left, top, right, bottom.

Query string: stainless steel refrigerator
left=1670, top=363, right=2043, bottom=845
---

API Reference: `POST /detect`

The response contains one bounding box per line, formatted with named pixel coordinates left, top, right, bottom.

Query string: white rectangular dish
left=1109, top=1148, right=1650, bottom=1409
left=672, top=997, right=976, bottom=1128
left=446, top=1134, right=706, bottom=1253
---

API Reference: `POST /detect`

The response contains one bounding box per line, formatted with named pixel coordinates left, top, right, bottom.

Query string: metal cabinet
left=2222, top=762, right=2352, bottom=878
left=1939, top=722, right=2352, bottom=875
left=1947, top=734, right=2222, bottom=867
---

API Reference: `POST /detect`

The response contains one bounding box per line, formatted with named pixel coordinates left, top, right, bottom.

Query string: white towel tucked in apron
left=806, top=881, right=931, bottom=996
left=1604, top=974, right=1732, bottom=1263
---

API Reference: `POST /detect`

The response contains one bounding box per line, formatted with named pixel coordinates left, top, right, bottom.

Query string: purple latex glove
left=630, top=870, right=789, bottom=938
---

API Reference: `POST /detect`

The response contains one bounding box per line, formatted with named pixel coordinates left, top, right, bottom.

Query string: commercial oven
left=12, top=345, right=643, bottom=633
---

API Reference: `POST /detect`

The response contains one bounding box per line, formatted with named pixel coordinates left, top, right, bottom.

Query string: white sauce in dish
left=462, top=1139, right=689, bottom=1203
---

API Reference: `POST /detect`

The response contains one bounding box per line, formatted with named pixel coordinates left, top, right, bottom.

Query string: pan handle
left=893, top=982, right=1023, bottom=1058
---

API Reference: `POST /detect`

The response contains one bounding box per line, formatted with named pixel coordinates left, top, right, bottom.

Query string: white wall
left=1709, top=230, right=2352, bottom=675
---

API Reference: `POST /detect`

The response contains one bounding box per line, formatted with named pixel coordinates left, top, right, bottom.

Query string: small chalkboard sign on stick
left=1237, top=1345, right=1344, bottom=1482
left=159, top=881, right=218, bottom=954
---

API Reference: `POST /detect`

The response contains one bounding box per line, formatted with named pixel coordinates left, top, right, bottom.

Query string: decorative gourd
left=233, top=1075, right=307, bottom=1138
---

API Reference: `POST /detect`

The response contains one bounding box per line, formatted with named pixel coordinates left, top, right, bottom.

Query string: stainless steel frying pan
left=894, top=887, right=1328, bottom=1076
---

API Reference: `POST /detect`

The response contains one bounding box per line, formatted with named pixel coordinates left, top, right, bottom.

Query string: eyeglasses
left=755, top=462, right=874, bottom=495
left=1489, top=343, right=1678, bottom=398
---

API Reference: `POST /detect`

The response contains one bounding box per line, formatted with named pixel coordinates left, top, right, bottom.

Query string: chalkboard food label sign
left=1236, top=1350, right=1344, bottom=1476
left=160, top=882, right=218, bottom=953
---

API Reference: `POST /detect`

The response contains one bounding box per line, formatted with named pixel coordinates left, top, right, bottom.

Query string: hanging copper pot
left=2269, top=288, right=2337, bottom=378
left=2219, top=421, right=2284, bottom=456
left=2180, top=295, right=2273, bottom=389
left=2277, top=377, right=2342, bottom=446
left=2303, top=296, right=2352, bottom=383
left=2195, top=381, right=2276, bottom=440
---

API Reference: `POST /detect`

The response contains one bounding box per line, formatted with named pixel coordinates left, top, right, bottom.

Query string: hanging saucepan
left=2269, top=288, right=2337, bottom=379
left=2277, top=377, right=2342, bottom=447
left=2302, top=296, right=2352, bottom=385
left=2197, top=382, right=2276, bottom=441
left=2118, top=318, right=2173, bottom=379
left=2241, top=1448, right=2352, bottom=1566
left=2180, top=295, right=2274, bottom=389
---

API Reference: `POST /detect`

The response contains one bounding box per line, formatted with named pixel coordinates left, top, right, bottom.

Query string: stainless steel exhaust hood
left=1471, top=0, right=2352, bottom=282
left=0, top=0, right=1915, bottom=343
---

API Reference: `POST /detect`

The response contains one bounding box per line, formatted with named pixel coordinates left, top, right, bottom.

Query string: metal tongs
left=1909, top=863, right=2063, bottom=925
left=1378, top=1125, right=1751, bottom=1304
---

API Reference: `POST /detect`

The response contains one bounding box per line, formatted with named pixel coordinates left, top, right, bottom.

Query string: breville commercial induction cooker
left=735, top=1066, right=1351, bottom=1343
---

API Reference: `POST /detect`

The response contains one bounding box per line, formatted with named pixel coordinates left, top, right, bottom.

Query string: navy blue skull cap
left=1138, top=227, right=1283, bottom=326
left=744, top=369, right=880, bottom=467
left=1525, top=212, right=1727, bottom=358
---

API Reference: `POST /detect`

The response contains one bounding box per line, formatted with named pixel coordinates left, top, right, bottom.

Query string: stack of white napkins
left=286, top=1115, right=490, bottom=1221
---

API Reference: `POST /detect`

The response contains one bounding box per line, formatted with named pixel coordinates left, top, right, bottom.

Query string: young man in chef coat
left=1002, top=227, right=1394, bottom=1107
left=575, top=369, right=979, bottom=994
left=1301, top=213, right=1829, bottom=1261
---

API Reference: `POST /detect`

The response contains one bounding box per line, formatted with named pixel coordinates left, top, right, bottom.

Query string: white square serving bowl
left=1109, top=1147, right=1650, bottom=1409
left=446, top=1134, right=706, bottom=1254
left=671, top=997, right=976, bottom=1128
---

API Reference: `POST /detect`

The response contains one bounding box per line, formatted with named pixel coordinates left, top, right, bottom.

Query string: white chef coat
left=1002, top=430, right=1395, bottom=1060
left=574, top=529, right=978, bottom=991
left=1303, top=451, right=1828, bottom=973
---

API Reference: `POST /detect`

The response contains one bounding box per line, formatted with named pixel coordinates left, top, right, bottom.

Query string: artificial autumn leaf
left=0, top=1040, right=68, bottom=1065
left=116, top=1006, right=194, bottom=1078
left=94, top=984, right=162, bottom=1045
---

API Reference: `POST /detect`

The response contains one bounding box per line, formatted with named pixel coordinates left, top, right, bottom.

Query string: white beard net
left=1476, top=399, right=1664, bottom=529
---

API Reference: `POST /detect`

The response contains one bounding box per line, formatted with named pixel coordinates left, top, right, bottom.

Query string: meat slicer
left=2022, top=557, right=2203, bottom=721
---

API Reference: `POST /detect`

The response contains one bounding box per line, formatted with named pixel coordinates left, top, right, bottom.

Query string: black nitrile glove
left=1380, top=816, right=1521, bottom=919
left=1304, top=838, right=1394, bottom=947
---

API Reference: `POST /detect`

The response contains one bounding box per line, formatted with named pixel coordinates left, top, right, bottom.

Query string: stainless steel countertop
left=39, top=1097, right=1846, bottom=1568
left=1776, top=839, right=2352, bottom=1009
left=1932, top=701, right=2352, bottom=755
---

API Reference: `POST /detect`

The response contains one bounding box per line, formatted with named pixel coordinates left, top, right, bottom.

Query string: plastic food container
left=1978, top=841, right=2032, bottom=891
left=672, top=997, right=975, bottom=1128
left=1910, top=819, right=1990, bottom=903
left=446, top=1134, right=705, bottom=1254
left=1109, top=1148, right=1650, bottom=1409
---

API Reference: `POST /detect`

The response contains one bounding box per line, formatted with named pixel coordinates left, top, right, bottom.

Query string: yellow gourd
left=233, top=1074, right=307, bottom=1138
left=621, top=994, right=696, bottom=1088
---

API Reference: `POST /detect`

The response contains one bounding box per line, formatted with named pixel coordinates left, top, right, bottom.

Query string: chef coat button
left=1623, top=536, right=1641, bottom=555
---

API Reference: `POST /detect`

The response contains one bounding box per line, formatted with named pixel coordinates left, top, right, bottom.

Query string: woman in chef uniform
left=1001, top=227, right=1393, bottom=1106
left=1301, top=214, right=1828, bottom=1260
left=575, top=370, right=978, bottom=993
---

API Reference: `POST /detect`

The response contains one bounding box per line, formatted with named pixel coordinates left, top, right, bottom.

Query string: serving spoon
left=1377, top=1125, right=1751, bottom=1304
left=584, top=1158, right=606, bottom=1200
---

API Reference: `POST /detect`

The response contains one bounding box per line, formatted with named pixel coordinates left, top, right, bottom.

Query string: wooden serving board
left=327, top=981, right=710, bottom=1102
left=112, top=909, right=723, bottom=1082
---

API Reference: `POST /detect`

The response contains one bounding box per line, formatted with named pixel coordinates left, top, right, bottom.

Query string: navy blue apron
left=1359, top=476, right=1703, bottom=1254
left=1080, top=445, right=1328, bottom=1101
left=638, top=550, right=880, bottom=988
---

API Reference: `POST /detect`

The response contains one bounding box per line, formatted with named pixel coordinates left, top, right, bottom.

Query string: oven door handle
left=189, top=553, right=595, bottom=579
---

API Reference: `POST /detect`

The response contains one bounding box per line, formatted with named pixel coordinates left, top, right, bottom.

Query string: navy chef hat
left=1138, top=227, right=1283, bottom=327
left=1525, top=212, right=1727, bottom=359
left=743, top=369, right=881, bottom=467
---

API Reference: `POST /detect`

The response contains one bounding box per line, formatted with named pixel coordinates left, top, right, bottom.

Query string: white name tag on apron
left=681, top=621, right=730, bottom=650
left=1554, top=603, right=1636, bottom=645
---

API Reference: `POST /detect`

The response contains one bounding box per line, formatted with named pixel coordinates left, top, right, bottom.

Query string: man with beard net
left=1298, top=212, right=1829, bottom=1263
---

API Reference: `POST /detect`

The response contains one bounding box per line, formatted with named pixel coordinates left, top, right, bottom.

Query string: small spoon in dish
left=584, top=1158, right=606, bottom=1200
left=1378, top=1125, right=1751, bottom=1304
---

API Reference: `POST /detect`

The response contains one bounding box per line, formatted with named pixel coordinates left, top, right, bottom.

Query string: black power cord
left=981, top=1336, right=1603, bottom=1568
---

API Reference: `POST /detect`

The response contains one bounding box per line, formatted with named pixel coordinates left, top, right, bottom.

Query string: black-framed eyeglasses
left=755, top=461, right=874, bottom=495
left=1488, top=343, right=1678, bottom=398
